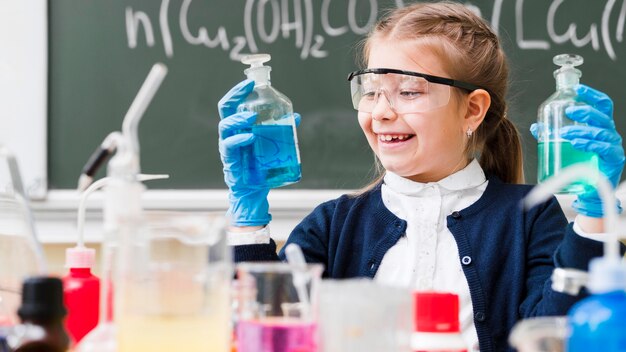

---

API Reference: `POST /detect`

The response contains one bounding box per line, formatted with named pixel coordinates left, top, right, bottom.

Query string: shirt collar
left=383, top=159, right=486, bottom=195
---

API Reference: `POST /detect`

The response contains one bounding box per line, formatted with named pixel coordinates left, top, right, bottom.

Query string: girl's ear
left=464, top=89, right=491, bottom=131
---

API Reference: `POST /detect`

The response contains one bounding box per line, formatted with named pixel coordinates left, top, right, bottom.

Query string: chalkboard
left=48, top=0, right=626, bottom=190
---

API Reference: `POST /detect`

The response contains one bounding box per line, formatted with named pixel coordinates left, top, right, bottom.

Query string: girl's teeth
left=380, top=134, right=410, bottom=141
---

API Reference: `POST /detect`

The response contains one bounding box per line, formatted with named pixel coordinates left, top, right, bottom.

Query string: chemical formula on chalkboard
left=125, top=0, right=626, bottom=62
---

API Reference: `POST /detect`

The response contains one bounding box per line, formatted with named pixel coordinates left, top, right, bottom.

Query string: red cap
left=413, top=291, right=460, bottom=333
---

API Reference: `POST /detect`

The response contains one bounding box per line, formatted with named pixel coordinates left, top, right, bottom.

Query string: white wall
left=0, top=0, right=47, bottom=199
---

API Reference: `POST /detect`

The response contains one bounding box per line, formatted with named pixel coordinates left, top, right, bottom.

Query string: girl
left=217, top=2, right=625, bottom=351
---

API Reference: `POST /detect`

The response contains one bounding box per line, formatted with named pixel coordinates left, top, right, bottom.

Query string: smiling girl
left=217, top=2, right=625, bottom=351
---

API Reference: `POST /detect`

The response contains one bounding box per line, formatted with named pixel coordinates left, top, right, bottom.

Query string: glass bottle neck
left=555, top=70, right=580, bottom=90
left=245, top=67, right=271, bottom=87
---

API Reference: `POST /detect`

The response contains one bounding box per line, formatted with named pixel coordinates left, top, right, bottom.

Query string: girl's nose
left=371, top=91, right=397, bottom=121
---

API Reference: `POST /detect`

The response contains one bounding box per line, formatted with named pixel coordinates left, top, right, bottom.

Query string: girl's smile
left=376, top=133, right=415, bottom=142
left=359, top=40, right=471, bottom=182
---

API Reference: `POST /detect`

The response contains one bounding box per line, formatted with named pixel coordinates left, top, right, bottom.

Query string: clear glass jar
left=236, top=54, right=302, bottom=189
left=536, top=54, right=599, bottom=193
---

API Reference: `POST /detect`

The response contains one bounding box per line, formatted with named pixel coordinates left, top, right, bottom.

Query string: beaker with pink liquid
left=235, top=262, right=323, bottom=352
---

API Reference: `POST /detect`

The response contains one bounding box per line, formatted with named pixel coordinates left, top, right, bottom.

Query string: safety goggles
left=347, top=68, right=482, bottom=114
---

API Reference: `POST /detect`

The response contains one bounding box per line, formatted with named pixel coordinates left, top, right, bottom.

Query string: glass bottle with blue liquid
left=236, top=54, right=302, bottom=189
left=537, top=54, right=599, bottom=193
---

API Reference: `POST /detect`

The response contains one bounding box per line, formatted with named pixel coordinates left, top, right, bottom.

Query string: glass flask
left=536, top=54, right=599, bottom=193
left=236, top=54, right=302, bottom=189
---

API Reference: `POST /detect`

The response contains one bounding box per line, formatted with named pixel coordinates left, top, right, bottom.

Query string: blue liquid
left=241, top=124, right=301, bottom=189
left=566, top=291, right=626, bottom=351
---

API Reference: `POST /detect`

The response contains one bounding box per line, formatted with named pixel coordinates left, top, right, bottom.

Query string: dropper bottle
left=536, top=54, right=599, bottom=193
left=236, top=54, right=301, bottom=189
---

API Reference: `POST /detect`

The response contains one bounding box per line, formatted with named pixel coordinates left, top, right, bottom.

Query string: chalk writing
left=125, top=0, right=626, bottom=61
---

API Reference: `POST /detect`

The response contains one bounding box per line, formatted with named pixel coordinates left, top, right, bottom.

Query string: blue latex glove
left=218, top=79, right=270, bottom=227
left=530, top=84, right=625, bottom=217
left=218, top=79, right=301, bottom=226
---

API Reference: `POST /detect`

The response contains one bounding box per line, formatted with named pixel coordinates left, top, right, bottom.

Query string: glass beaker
left=0, top=145, right=47, bottom=325
left=509, top=316, right=567, bottom=352
left=318, top=279, right=412, bottom=352
left=235, top=262, right=323, bottom=352
left=115, top=211, right=231, bottom=352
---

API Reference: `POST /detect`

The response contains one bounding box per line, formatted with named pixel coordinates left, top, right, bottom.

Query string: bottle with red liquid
left=62, top=246, right=100, bottom=345
left=412, top=292, right=468, bottom=352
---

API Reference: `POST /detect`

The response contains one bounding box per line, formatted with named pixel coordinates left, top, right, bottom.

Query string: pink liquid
left=237, top=318, right=317, bottom=352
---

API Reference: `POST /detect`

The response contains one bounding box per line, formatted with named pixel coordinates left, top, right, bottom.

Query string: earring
left=466, top=127, right=473, bottom=138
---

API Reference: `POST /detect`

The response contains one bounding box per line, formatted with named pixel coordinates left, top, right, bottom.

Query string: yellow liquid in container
left=118, top=314, right=230, bottom=352
left=116, top=267, right=232, bottom=352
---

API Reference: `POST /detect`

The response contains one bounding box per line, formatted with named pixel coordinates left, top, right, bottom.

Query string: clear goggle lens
left=350, top=72, right=452, bottom=114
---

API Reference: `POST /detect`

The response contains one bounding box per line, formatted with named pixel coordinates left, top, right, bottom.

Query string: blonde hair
left=355, top=1, right=524, bottom=194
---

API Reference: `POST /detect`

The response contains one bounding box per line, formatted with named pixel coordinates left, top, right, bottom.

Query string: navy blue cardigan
left=234, top=177, right=621, bottom=351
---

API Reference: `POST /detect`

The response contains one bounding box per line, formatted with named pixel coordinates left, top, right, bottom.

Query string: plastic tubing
left=122, top=63, right=168, bottom=157
left=523, top=164, right=620, bottom=260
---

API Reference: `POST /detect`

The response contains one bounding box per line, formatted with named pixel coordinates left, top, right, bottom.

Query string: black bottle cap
left=17, top=277, right=67, bottom=321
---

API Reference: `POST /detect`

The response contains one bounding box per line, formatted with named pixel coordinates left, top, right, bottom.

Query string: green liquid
left=538, top=141, right=599, bottom=194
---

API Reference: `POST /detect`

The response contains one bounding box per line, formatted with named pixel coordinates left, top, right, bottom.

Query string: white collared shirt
left=375, top=159, right=486, bottom=351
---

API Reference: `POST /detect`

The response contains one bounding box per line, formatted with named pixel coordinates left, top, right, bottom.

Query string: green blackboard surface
left=48, top=0, right=626, bottom=190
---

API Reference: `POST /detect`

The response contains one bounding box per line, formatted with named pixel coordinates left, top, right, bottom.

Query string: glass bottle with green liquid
left=537, top=54, right=599, bottom=193
left=236, top=54, right=302, bottom=189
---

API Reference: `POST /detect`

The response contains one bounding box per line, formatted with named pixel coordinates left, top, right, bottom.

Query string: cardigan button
left=474, top=311, right=486, bottom=322
left=451, top=211, right=461, bottom=219
left=370, top=262, right=377, bottom=271
left=461, top=256, right=472, bottom=265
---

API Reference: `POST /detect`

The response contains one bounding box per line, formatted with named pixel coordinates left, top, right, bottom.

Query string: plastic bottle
left=11, top=277, right=70, bottom=352
left=63, top=171, right=120, bottom=346
left=62, top=246, right=100, bottom=345
left=536, top=53, right=599, bottom=193
left=566, top=257, right=626, bottom=351
left=236, top=53, right=301, bottom=189
left=411, top=292, right=468, bottom=352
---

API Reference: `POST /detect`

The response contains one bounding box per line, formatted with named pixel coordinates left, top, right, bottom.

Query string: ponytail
left=478, top=116, right=524, bottom=184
